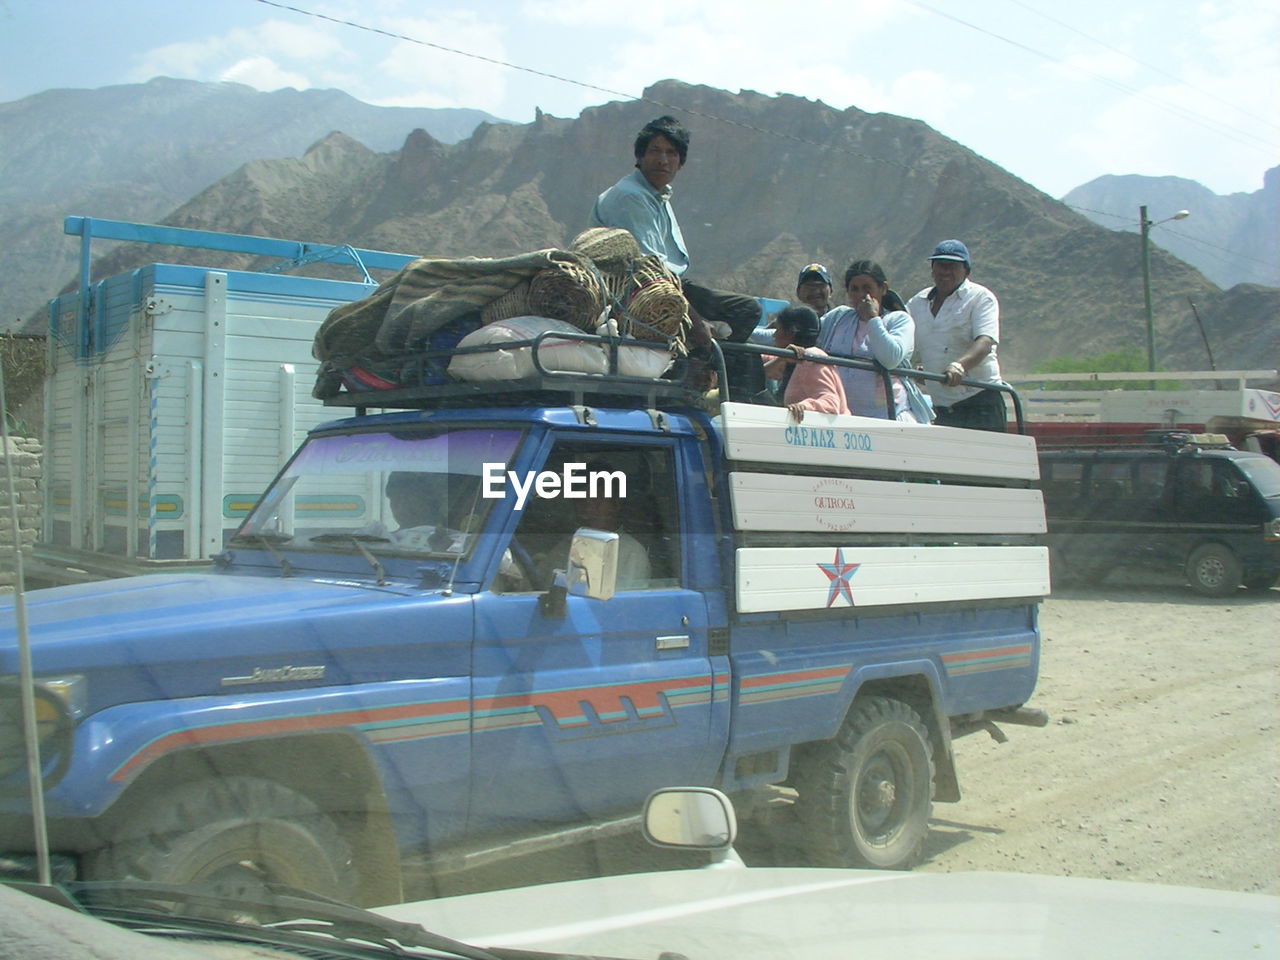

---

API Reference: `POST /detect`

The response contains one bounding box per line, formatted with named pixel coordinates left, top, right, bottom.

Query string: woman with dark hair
left=817, top=260, right=933, bottom=422
left=763, top=306, right=849, bottom=422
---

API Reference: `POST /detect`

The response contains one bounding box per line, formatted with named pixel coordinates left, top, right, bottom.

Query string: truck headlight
left=1265, top=518, right=1280, bottom=541
left=0, top=675, right=81, bottom=790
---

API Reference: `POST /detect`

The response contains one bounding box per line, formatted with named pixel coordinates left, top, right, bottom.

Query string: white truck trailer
left=32, top=217, right=414, bottom=584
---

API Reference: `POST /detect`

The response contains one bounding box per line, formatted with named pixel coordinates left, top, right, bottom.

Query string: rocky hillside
left=21, top=81, right=1280, bottom=376
left=0, top=77, right=500, bottom=325
left=1063, top=168, right=1279, bottom=290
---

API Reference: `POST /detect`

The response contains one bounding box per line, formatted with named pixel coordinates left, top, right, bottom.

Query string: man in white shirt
left=907, top=240, right=1007, bottom=432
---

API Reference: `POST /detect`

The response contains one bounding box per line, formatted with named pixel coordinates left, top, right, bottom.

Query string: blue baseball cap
left=797, top=263, right=832, bottom=285
left=928, top=239, right=970, bottom=266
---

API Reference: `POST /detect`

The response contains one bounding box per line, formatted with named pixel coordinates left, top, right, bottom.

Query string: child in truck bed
left=764, top=306, right=850, bottom=423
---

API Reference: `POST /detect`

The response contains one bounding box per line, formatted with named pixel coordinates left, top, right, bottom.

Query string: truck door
left=468, top=437, right=724, bottom=831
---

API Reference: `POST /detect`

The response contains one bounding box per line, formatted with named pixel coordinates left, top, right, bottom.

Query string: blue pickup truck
left=2, top=369, right=1049, bottom=906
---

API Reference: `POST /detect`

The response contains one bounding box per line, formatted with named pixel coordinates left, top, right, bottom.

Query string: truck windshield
left=237, top=427, right=524, bottom=557
left=1233, top=455, right=1280, bottom=499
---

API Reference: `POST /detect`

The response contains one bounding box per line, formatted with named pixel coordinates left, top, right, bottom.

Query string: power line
left=1004, top=0, right=1280, bottom=134
left=250, top=0, right=914, bottom=178
left=1064, top=205, right=1277, bottom=273
left=255, top=0, right=1271, bottom=283
left=1160, top=226, right=1277, bottom=273
left=906, top=0, right=1279, bottom=156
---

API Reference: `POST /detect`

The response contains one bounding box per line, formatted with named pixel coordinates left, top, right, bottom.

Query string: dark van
left=1038, top=433, right=1280, bottom=596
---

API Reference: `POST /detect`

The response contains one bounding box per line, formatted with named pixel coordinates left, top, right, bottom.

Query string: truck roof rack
left=320, top=330, right=705, bottom=413
left=1038, top=429, right=1234, bottom=453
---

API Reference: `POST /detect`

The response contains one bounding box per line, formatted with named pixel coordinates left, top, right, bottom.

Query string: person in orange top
left=763, top=306, right=850, bottom=422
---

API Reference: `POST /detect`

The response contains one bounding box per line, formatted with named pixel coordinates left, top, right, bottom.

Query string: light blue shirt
left=590, top=169, right=690, bottom=276
left=818, top=307, right=934, bottom=423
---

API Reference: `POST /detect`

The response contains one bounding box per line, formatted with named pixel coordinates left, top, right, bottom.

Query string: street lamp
left=1139, top=205, right=1191, bottom=372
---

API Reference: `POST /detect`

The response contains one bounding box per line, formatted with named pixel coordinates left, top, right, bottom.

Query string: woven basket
left=570, top=227, right=642, bottom=271
left=526, top=255, right=605, bottom=331
left=480, top=280, right=530, bottom=326
left=622, top=256, right=688, bottom=344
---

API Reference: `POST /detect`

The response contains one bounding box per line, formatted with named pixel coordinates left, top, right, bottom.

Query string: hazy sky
left=2, top=0, right=1276, bottom=201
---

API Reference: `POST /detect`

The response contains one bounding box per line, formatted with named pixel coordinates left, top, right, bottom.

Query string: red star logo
left=817, top=548, right=860, bottom=607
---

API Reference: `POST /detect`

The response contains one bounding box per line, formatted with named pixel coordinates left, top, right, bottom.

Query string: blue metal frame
left=64, top=216, right=416, bottom=346
left=64, top=216, right=415, bottom=275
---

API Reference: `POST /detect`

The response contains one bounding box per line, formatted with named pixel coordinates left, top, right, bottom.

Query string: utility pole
left=1140, top=205, right=1155, bottom=372
left=1138, top=206, right=1191, bottom=372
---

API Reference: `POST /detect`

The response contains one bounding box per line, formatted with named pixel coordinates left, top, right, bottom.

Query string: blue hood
left=0, top=573, right=473, bottom=708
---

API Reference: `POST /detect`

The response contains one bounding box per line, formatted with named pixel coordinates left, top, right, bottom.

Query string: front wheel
left=1185, top=543, right=1243, bottom=597
left=794, top=697, right=934, bottom=870
left=84, top=776, right=355, bottom=901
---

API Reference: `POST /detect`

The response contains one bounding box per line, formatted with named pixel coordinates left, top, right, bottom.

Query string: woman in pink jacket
left=763, top=306, right=850, bottom=422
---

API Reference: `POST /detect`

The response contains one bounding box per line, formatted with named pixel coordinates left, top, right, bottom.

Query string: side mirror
left=538, top=528, right=618, bottom=617
left=642, top=787, right=742, bottom=868
left=566, top=528, right=619, bottom=601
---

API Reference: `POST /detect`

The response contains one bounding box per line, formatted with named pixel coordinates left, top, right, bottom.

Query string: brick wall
left=0, top=436, right=42, bottom=593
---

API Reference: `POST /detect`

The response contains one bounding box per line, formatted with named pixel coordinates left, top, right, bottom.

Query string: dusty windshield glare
left=238, top=427, right=523, bottom=556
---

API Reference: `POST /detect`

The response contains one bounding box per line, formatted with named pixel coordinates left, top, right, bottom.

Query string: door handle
left=655, top=634, right=691, bottom=651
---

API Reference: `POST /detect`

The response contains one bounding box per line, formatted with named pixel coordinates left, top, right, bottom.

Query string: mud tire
left=84, top=775, right=354, bottom=901
left=1186, top=543, right=1243, bottom=597
left=795, top=697, right=934, bottom=870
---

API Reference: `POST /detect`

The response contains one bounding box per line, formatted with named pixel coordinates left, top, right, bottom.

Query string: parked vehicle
left=1038, top=432, right=1280, bottom=595
left=32, top=217, right=413, bottom=585
left=1, top=353, right=1048, bottom=904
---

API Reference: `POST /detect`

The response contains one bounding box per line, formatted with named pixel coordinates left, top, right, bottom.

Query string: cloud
left=129, top=19, right=347, bottom=90
left=358, top=14, right=511, bottom=111
left=563, top=0, right=911, bottom=114
left=219, top=56, right=311, bottom=92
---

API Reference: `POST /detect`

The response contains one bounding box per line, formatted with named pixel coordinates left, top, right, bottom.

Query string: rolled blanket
left=313, top=248, right=590, bottom=363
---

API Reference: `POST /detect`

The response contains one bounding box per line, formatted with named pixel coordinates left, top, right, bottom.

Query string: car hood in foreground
left=379, top=867, right=1277, bottom=960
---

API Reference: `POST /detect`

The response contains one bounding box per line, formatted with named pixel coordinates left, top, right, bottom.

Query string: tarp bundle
left=311, top=229, right=691, bottom=398
left=314, top=248, right=592, bottom=366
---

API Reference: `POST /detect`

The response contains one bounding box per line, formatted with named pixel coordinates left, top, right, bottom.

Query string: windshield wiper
left=226, top=533, right=294, bottom=577
left=63, top=879, right=507, bottom=960
left=310, top=534, right=390, bottom=586
left=228, top=531, right=294, bottom=544
left=309, top=533, right=393, bottom=544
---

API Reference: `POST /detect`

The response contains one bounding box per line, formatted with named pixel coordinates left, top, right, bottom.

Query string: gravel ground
left=918, top=582, right=1279, bottom=895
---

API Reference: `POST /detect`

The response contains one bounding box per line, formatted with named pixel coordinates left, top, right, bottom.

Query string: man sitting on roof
left=590, top=115, right=764, bottom=400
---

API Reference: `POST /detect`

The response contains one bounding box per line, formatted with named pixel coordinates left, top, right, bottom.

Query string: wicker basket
left=480, top=280, right=530, bottom=326
left=622, top=256, right=689, bottom=345
left=526, top=255, right=605, bottom=331
left=570, top=227, right=642, bottom=271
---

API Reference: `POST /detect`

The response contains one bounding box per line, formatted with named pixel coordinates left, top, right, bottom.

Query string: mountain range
left=1063, top=169, right=1279, bottom=290
left=6, top=78, right=1277, bottom=378
left=0, top=76, right=499, bottom=325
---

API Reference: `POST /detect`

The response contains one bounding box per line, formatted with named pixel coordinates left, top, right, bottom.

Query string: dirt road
left=918, top=582, right=1279, bottom=895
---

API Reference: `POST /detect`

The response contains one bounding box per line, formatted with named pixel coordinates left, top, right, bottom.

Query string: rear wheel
left=84, top=776, right=354, bottom=901
left=794, top=697, right=933, bottom=870
left=1185, top=543, right=1243, bottom=597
